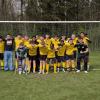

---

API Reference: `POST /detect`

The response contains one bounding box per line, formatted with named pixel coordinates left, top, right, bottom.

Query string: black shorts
left=28, top=55, right=36, bottom=61
left=57, top=56, right=65, bottom=62
left=40, top=55, right=47, bottom=61
left=65, top=55, right=74, bottom=60
left=47, top=58, right=57, bottom=64
left=0, top=53, right=4, bottom=60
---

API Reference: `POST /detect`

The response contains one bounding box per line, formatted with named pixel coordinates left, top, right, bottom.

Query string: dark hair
left=32, top=35, right=36, bottom=38
left=17, top=34, right=22, bottom=36
left=78, top=36, right=83, bottom=40
left=0, top=35, right=3, bottom=39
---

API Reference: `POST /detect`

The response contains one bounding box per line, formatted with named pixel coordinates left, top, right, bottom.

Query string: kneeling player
left=16, top=43, right=28, bottom=74
left=46, top=43, right=57, bottom=74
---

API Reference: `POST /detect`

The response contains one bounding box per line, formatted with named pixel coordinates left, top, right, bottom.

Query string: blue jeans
left=4, top=51, right=13, bottom=71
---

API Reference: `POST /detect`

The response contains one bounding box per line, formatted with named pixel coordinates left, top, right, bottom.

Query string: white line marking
left=91, top=69, right=100, bottom=71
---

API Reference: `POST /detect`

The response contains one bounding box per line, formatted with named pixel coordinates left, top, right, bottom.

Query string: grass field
left=0, top=51, right=100, bottom=100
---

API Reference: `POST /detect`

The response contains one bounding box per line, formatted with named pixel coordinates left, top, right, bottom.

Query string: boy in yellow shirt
left=28, top=41, right=38, bottom=73
left=51, top=35, right=60, bottom=49
left=44, top=34, right=52, bottom=48
left=0, top=36, right=4, bottom=69
left=46, top=43, right=57, bottom=74
left=57, top=40, right=66, bottom=72
left=23, top=35, right=30, bottom=48
left=38, top=40, right=48, bottom=74
left=65, top=39, right=76, bottom=71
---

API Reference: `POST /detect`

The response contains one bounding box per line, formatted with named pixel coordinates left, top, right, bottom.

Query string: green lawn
left=0, top=51, right=100, bottom=100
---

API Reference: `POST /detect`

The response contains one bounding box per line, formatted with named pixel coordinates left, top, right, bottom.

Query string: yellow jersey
left=44, top=38, right=52, bottom=48
left=0, top=41, right=4, bottom=53
left=38, top=44, right=48, bottom=55
left=51, top=38, right=60, bottom=49
left=72, top=37, right=78, bottom=51
left=83, top=37, right=91, bottom=45
left=37, top=39, right=41, bottom=44
left=15, top=37, right=24, bottom=50
left=47, top=48, right=56, bottom=58
left=66, top=43, right=75, bottom=55
left=57, top=45, right=66, bottom=56
left=28, top=45, right=38, bottom=56
left=24, top=39, right=30, bottom=48
left=73, top=37, right=78, bottom=45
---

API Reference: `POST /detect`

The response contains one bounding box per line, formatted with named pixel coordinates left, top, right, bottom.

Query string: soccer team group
left=0, top=32, right=91, bottom=74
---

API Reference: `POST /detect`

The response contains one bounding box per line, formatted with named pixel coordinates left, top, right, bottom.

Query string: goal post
left=0, top=21, right=100, bottom=51
left=0, top=21, right=100, bottom=23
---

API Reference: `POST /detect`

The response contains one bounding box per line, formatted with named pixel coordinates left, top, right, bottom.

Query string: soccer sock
left=40, top=65, right=42, bottom=73
left=57, top=62, right=60, bottom=68
left=1, top=60, right=4, bottom=69
left=27, top=60, right=30, bottom=73
left=62, top=62, right=65, bottom=68
left=43, top=64, right=45, bottom=72
left=24, top=59, right=30, bottom=73
left=71, top=60, right=75, bottom=69
left=0, top=60, right=1, bottom=68
left=67, top=61, right=70, bottom=68
left=54, top=63, right=57, bottom=73
left=33, top=65, right=36, bottom=72
left=46, top=63, right=49, bottom=73
left=15, top=60, right=18, bottom=69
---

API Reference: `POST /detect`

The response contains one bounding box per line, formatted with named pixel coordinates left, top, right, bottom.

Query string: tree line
left=0, top=0, right=100, bottom=21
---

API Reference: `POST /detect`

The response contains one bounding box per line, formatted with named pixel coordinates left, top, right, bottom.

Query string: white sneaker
left=19, top=71, right=22, bottom=75
left=42, top=71, right=45, bottom=74
left=39, top=71, right=41, bottom=74
left=87, top=65, right=90, bottom=71
left=76, top=70, right=80, bottom=73
left=23, top=71, right=25, bottom=74
left=84, top=71, right=88, bottom=74
left=62, top=68, right=65, bottom=72
left=57, top=68, right=60, bottom=72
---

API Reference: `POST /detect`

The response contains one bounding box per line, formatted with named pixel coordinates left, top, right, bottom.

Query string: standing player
left=65, top=39, right=76, bottom=71
left=15, top=34, right=23, bottom=71
left=75, top=37, right=89, bottom=73
left=46, top=43, right=57, bottom=74
left=70, top=34, right=78, bottom=67
left=16, top=42, right=28, bottom=74
left=0, top=36, right=4, bottom=70
left=57, top=40, right=66, bottom=72
left=38, top=39, right=48, bottom=74
left=80, top=32, right=91, bottom=70
left=23, top=35, right=31, bottom=72
left=28, top=41, right=38, bottom=73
